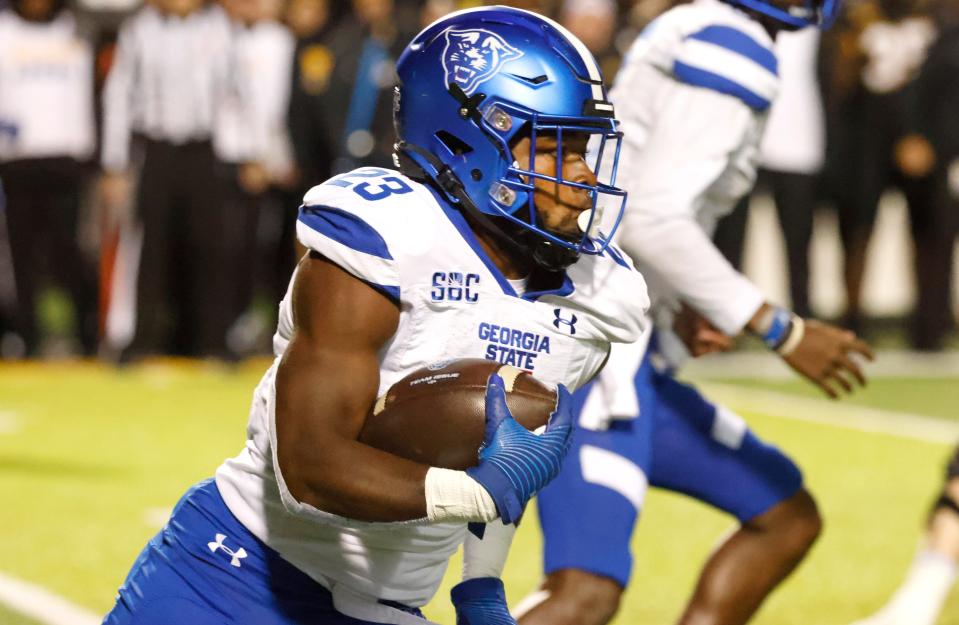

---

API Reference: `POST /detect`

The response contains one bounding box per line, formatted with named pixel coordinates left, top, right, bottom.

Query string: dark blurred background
left=0, top=0, right=956, bottom=361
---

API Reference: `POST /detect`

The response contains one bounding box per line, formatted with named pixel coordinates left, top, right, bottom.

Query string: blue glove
left=466, top=373, right=573, bottom=524
left=451, top=577, right=516, bottom=625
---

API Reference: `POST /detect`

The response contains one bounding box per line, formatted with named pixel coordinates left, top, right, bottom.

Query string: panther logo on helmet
left=442, top=29, right=523, bottom=95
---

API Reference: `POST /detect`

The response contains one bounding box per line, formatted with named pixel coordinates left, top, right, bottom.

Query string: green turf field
left=0, top=359, right=956, bottom=624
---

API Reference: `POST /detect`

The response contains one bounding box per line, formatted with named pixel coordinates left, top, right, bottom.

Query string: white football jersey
left=583, top=0, right=778, bottom=427
left=215, top=167, right=648, bottom=618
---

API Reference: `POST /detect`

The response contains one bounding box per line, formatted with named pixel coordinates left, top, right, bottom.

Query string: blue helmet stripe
left=686, top=26, right=778, bottom=75
left=673, top=61, right=771, bottom=110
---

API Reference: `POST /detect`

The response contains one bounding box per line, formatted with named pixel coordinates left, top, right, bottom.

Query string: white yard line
left=700, top=382, right=959, bottom=445
left=0, top=571, right=100, bottom=625
left=684, top=350, right=959, bottom=380
left=0, top=411, right=20, bottom=435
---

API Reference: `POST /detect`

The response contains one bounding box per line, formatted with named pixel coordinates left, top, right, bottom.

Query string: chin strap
left=532, top=240, right=580, bottom=272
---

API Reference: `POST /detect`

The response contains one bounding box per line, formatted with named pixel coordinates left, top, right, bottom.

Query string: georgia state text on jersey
left=214, top=166, right=648, bottom=613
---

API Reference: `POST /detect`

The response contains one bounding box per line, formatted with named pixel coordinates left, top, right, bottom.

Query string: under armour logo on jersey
left=442, top=29, right=523, bottom=95
left=552, top=309, right=578, bottom=335
left=208, top=533, right=247, bottom=568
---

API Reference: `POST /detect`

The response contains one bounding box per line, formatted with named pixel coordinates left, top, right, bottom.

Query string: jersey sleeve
left=614, top=71, right=765, bottom=335
left=673, top=24, right=779, bottom=111
left=296, top=181, right=402, bottom=303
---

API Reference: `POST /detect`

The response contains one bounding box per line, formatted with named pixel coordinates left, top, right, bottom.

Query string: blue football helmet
left=393, top=6, right=626, bottom=271
left=725, top=0, right=841, bottom=29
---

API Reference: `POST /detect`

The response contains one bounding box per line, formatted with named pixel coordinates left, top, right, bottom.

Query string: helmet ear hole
left=435, top=131, right=474, bottom=156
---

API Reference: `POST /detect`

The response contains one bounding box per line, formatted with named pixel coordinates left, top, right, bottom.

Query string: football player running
left=102, top=7, right=648, bottom=625
left=518, top=0, right=874, bottom=625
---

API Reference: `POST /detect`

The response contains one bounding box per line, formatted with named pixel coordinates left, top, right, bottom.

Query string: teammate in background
left=102, top=7, right=648, bottom=625
left=850, top=445, right=959, bottom=625
left=518, top=1, right=875, bottom=625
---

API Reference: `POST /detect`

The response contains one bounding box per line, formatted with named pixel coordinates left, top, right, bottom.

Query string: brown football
left=358, top=359, right=558, bottom=470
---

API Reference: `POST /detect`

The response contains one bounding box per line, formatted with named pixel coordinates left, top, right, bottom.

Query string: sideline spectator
left=221, top=0, right=299, bottom=353
left=219, top=0, right=297, bottom=354
left=909, top=0, right=959, bottom=349
left=419, top=0, right=456, bottom=27
left=326, top=0, right=410, bottom=173
left=287, top=0, right=336, bottom=191
left=101, top=0, right=249, bottom=360
left=559, top=0, right=619, bottom=79
left=0, top=0, right=98, bottom=357
left=496, top=0, right=554, bottom=13
left=822, top=0, right=937, bottom=338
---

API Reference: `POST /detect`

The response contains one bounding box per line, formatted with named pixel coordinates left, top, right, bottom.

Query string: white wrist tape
left=425, top=467, right=498, bottom=523
left=776, top=315, right=805, bottom=357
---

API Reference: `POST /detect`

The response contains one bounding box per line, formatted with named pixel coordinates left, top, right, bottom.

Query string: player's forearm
left=275, top=362, right=496, bottom=523
left=279, top=444, right=498, bottom=523
left=619, top=216, right=764, bottom=335
left=280, top=433, right=430, bottom=521
left=274, top=358, right=428, bottom=521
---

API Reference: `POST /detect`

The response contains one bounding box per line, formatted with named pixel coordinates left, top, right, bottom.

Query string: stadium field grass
left=0, top=604, right=39, bottom=625
left=0, top=360, right=955, bottom=624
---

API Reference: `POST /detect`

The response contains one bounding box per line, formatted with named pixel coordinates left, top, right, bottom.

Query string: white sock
left=873, top=548, right=957, bottom=625
left=462, top=519, right=516, bottom=580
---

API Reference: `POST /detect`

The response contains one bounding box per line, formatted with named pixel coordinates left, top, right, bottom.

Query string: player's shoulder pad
left=296, top=167, right=430, bottom=303
left=598, top=242, right=635, bottom=271
left=673, top=16, right=779, bottom=111
left=564, top=243, right=650, bottom=344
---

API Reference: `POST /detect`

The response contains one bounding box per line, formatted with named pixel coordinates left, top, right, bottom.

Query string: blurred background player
left=713, top=24, right=826, bottom=320
left=755, top=26, right=825, bottom=320
left=101, top=7, right=648, bottom=624
left=0, top=0, right=98, bottom=357
left=850, top=444, right=959, bottom=625
left=518, top=1, right=876, bottom=625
